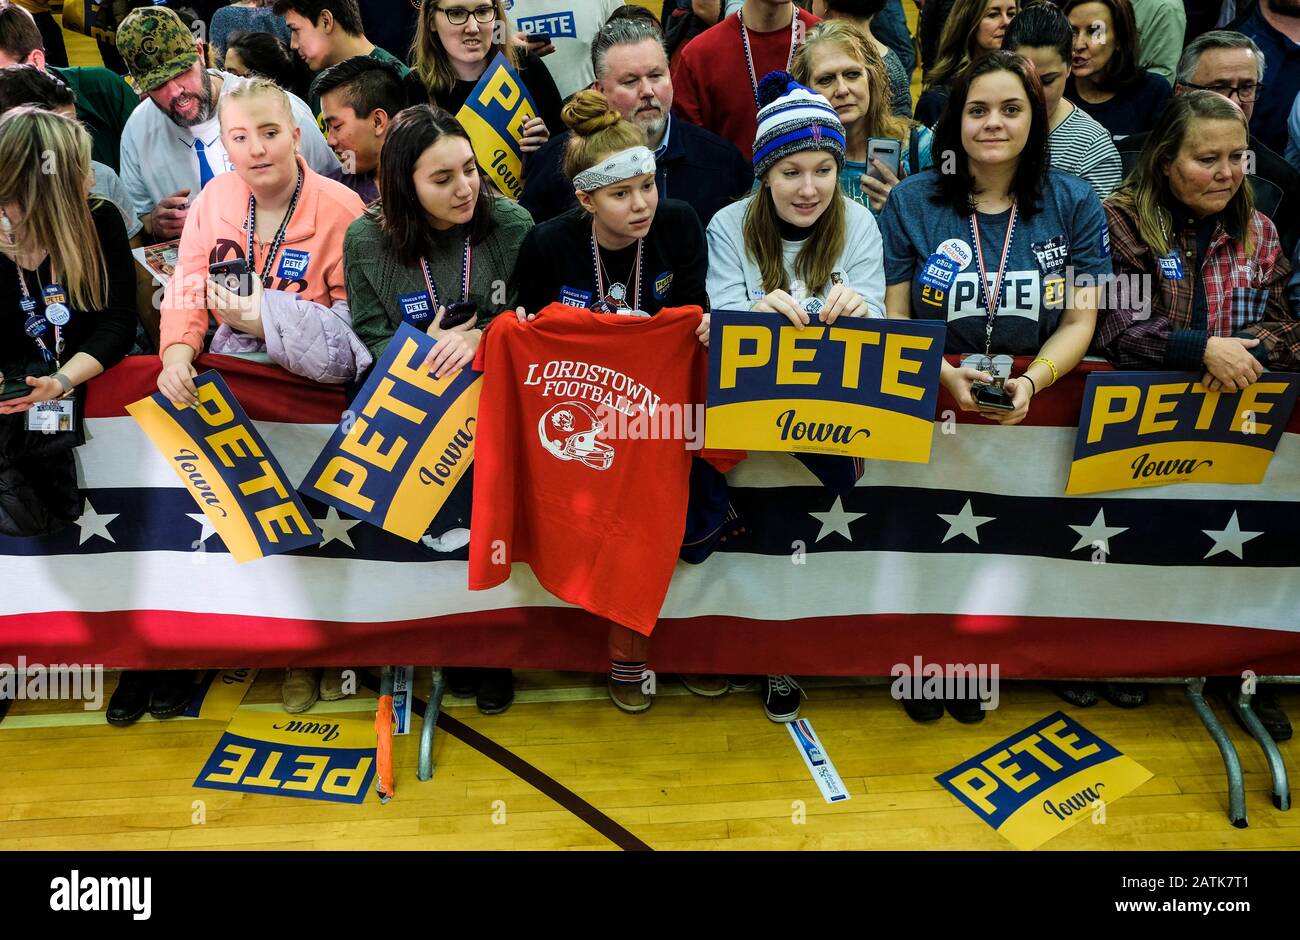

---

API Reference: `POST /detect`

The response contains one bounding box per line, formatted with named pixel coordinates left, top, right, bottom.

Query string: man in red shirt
left=671, top=0, right=820, bottom=160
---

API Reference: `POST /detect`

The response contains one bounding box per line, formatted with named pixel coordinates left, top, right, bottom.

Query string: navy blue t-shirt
left=879, top=168, right=1112, bottom=355
left=1066, top=71, right=1172, bottom=141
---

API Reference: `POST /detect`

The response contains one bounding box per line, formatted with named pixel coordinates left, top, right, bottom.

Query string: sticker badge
left=653, top=270, right=674, bottom=300
left=277, top=248, right=310, bottom=281
left=1158, top=253, right=1184, bottom=280
left=398, top=291, right=433, bottom=327
left=937, top=238, right=973, bottom=270
left=919, top=254, right=959, bottom=291
left=750, top=287, right=766, bottom=302
left=1101, top=227, right=1111, bottom=257
left=559, top=285, right=593, bottom=308
left=1030, top=236, right=1069, bottom=277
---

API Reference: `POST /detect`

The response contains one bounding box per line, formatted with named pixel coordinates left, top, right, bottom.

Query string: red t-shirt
left=469, top=304, right=739, bottom=635
left=671, top=8, right=820, bottom=161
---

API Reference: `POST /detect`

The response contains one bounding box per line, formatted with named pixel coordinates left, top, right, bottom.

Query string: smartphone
left=1, top=362, right=55, bottom=402
left=208, top=259, right=255, bottom=297
left=972, top=377, right=1016, bottom=412
left=440, top=300, right=478, bottom=330
left=525, top=32, right=552, bottom=43
left=866, top=137, right=902, bottom=182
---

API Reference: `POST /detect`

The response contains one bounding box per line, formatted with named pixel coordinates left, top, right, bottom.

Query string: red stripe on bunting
left=81, top=354, right=1300, bottom=432
left=2, top=608, right=1297, bottom=677
left=84, top=354, right=348, bottom=423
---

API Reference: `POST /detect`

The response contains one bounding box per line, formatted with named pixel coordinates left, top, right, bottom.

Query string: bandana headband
left=572, top=146, right=657, bottom=193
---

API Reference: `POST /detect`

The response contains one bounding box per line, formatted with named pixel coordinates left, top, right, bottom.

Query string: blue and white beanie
left=752, top=71, right=846, bottom=180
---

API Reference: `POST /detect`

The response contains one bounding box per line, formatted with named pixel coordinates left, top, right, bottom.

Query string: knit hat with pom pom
left=751, top=70, right=846, bottom=180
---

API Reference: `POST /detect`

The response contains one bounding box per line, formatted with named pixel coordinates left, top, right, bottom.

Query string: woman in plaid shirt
left=1096, top=91, right=1300, bottom=390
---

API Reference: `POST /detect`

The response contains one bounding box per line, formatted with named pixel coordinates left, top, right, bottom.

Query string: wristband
left=52, top=372, right=73, bottom=396
left=1020, top=373, right=1037, bottom=397
left=1030, top=356, right=1059, bottom=385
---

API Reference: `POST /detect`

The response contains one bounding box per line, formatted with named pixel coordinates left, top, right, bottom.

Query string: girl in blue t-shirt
left=793, top=20, right=934, bottom=215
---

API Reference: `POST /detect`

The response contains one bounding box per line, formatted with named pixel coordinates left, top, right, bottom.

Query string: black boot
left=476, top=669, right=515, bottom=716
left=149, top=670, right=196, bottom=719
left=107, top=670, right=155, bottom=727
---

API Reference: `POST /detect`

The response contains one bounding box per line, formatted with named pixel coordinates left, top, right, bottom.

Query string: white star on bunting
left=187, top=513, right=217, bottom=545
left=809, top=496, right=866, bottom=543
left=1068, top=509, right=1129, bottom=554
left=74, top=499, right=119, bottom=545
left=1202, top=511, right=1263, bottom=560
left=315, top=506, right=361, bottom=550
left=937, top=499, right=995, bottom=544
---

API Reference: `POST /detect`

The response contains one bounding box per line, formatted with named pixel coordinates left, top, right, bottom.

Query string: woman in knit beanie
left=705, top=70, right=886, bottom=334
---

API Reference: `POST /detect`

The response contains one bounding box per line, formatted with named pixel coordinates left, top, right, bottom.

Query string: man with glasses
left=1118, top=30, right=1300, bottom=256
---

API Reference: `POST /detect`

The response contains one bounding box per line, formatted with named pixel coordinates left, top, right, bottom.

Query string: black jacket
left=1117, top=131, right=1300, bottom=257
left=519, top=115, right=754, bottom=229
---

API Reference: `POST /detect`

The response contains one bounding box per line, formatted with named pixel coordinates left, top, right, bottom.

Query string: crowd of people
left=0, top=0, right=1297, bottom=741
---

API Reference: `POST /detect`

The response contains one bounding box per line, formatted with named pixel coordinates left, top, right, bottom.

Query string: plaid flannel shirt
left=1094, top=199, right=1300, bottom=372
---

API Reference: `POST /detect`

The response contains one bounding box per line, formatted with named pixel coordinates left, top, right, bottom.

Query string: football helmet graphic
left=537, top=401, right=615, bottom=470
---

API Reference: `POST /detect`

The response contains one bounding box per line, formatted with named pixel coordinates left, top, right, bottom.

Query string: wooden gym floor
left=1, top=671, right=1297, bottom=851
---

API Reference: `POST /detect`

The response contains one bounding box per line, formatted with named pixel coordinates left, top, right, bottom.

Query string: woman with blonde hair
left=507, top=88, right=714, bottom=714
left=410, top=0, right=561, bottom=155
left=793, top=20, right=934, bottom=214
left=916, top=0, right=1018, bottom=126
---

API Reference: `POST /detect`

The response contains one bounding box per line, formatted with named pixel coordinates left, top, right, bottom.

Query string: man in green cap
left=116, top=3, right=338, bottom=241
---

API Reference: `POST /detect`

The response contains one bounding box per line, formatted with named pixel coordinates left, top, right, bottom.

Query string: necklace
left=967, top=199, right=1018, bottom=370
left=245, top=167, right=304, bottom=282
left=590, top=220, right=643, bottom=313
left=738, top=6, right=800, bottom=111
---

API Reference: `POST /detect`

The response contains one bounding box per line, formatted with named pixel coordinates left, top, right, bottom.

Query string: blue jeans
left=872, top=0, right=917, bottom=80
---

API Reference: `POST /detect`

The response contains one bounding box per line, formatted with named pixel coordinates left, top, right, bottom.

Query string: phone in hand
left=208, top=259, right=255, bottom=297
left=972, top=376, right=1016, bottom=412
left=525, top=32, right=552, bottom=44
left=440, top=300, right=478, bottom=330
left=866, top=137, right=902, bottom=182
left=1, top=362, right=55, bottom=402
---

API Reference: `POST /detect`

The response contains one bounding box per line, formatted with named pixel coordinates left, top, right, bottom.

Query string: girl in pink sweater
left=157, top=78, right=370, bottom=406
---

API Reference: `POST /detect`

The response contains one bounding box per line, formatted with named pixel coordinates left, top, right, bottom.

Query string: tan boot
left=608, top=677, right=652, bottom=714
left=282, top=668, right=320, bottom=713
left=679, top=674, right=728, bottom=697
left=319, top=667, right=351, bottom=701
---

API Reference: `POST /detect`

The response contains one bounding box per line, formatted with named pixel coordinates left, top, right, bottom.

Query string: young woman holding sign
left=704, top=71, right=883, bottom=724
left=878, top=51, right=1107, bottom=721
left=411, top=0, right=561, bottom=155
left=343, top=103, right=533, bottom=715
left=791, top=21, right=934, bottom=215
left=156, top=78, right=369, bottom=715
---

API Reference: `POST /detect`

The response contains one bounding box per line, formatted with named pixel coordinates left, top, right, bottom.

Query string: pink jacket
left=161, top=157, right=372, bottom=383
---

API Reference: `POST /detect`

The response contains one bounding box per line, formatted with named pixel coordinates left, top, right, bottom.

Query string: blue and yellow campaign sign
left=936, top=711, right=1152, bottom=850
left=456, top=52, right=537, bottom=200
left=299, top=322, right=480, bottom=542
left=195, top=711, right=376, bottom=804
left=128, top=372, right=322, bottom=563
left=1066, top=371, right=1300, bottom=494
left=704, top=311, right=946, bottom=462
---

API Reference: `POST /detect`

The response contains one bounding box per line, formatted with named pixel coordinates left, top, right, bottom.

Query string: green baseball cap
left=116, top=6, right=201, bottom=93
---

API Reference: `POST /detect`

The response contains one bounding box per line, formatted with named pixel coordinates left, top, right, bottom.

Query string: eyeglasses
left=1182, top=81, right=1263, bottom=102
left=436, top=4, right=496, bottom=26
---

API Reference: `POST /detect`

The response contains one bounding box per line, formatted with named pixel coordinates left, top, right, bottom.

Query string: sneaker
left=1051, top=682, right=1099, bottom=707
left=761, top=675, right=803, bottom=722
left=899, top=695, right=944, bottom=723
left=944, top=694, right=987, bottom=724
left=680, top=674, right=728, bottom=697
left=319, top=667, right=351, bottom=702
left=1100, top=682, right=1148, bottom=708
left=476, top=669, right=515, bottom=715
left=728, top=675, right=759, bottom=692
left=282, top=668, right=320, bottom=713
left=608, top=677, right=652, bottom=714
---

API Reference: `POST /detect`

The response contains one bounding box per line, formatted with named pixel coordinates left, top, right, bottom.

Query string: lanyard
left=967, top=201, right=1018, bottom=361
left=739, top=7, right=800, bottom=111
left=16, top=266, right=66, bottom=365
left=590, top=221, right=643, bottom=312
left=419, top=239, right=473, bottom=313
left=245, top=167, right=304, bottom=282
